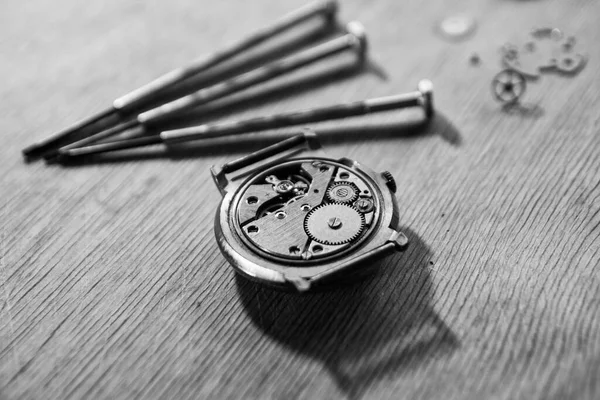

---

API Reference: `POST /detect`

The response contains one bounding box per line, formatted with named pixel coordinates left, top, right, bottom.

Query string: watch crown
left=381, top=171, right=397, bottom=193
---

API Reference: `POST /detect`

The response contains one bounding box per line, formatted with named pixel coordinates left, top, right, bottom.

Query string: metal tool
left=49, top=21, right=368, bottom=161
left=21, top=0, right=338, bottom=160
left=56, top=79, right=433, bottom=161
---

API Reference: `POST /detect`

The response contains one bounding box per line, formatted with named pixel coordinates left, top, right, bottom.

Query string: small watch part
left=326, top=182, right=359, bottom=203
left=492, top=69, right=527, bottom=104
left=531, top=27, right=563, bottom=40
left=501, top=29, right=586, bottom=79
left=355, top=198, right=374, bottom=213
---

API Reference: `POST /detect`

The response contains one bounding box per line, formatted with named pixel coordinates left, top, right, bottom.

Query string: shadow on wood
left=235, top=228, right=459, bottom=399
left=501, top=102, right=545, bottom=118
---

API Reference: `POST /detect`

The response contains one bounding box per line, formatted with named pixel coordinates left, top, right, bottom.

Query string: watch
left=211, top=130, right=408, bottom=292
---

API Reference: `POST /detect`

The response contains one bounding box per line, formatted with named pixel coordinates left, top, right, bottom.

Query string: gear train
left=234, top=159, right=380, bottom=262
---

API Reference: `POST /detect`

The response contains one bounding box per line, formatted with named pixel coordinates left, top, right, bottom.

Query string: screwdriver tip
left=21, top=106, right=117, bottom=162
left=22, top=145, right=45, bottom=161
left=55, top=153, right=83, bottom=166
left=44, top=154, right=60, bottom=165
left=42, top=150, right=59, bottom=161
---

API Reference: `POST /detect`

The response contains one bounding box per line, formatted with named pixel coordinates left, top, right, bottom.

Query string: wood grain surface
left=1, top=0, right=599, bottom=399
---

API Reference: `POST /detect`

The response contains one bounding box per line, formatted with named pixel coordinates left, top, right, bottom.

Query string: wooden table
left=2, top=0, right=599, bottom=398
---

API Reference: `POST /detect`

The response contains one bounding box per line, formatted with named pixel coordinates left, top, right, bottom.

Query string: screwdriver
left=22, top=0, right=339, bottom=160
left=49, top=21, right=367, bottom=161
left=56, top=80, right=433, bottom=161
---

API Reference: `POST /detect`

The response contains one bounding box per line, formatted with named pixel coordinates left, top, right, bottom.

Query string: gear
left=326, top=182, right=359, bottom=203
left=381, top=171, right=397, bottom=193
left=492, top=69, right=526, bottom=104
left=304, top=203, right=365, bottom=245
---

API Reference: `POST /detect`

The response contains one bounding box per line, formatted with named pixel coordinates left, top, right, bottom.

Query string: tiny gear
left=326, top=182, right=359, bottom=203
left=381, top=171, right=397, bottom=193
left=304, top=203, right=365, bottom=245
left=492, top=69, right=526, bottom=104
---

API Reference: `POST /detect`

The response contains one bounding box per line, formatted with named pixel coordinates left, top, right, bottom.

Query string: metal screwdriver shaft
left=57, top=80, right=433, bottom=161
left=164, top=79, right=433, bottom=143
left=22, top=0, right=338, bottom=160
left=51, top=22, right=367, bottom=160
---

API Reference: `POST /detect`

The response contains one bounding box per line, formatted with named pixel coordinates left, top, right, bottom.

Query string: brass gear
left=326, top=182, right=359, bottom=203
left=304, top=203, right=365, bottom=245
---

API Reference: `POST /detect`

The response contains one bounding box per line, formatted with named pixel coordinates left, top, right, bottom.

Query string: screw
left=275, top=181, right=294, bottom=194
left=276, top=211, right=287, bottom=219
left=437, top=14, right=477, bottom=41
left=355, top=198, right=374, bottom=213
left=328, top=217, right=343, bottom=229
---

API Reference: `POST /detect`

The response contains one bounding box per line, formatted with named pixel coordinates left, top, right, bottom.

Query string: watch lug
left=387, top=230, right=409, bottom=251
left=211, top=165, right=229, bottom=195
left=285, top=275, right=312, bottom=292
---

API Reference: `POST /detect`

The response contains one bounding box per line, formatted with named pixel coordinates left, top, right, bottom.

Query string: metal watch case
left=211, top=131, right=408, bottom=292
